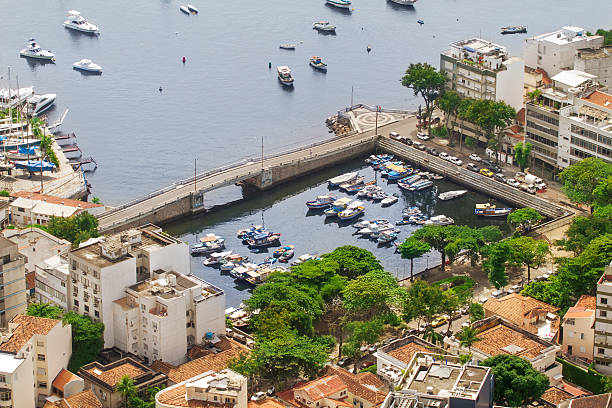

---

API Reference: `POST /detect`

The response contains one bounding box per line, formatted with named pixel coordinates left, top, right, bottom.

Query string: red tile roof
left=565, top=393, right=612, bottom=408
left=582, top=91, right=612, bottom=110
left=82, top=362, right=145, bottom=388
left=248, top=399, right=287, bottom=408
left=294, top=375, right=346, bottom=400
left=575, top=295, right=597, bottom=310
left=11, top=192, right=103, bottom=209
left=43, top=390, right=103, bottom=408
left=323, top=366, right=386, bottom=407
left=52, top=368, right=82, bottom=392
left=541, top=386, right=574, bottom=405
left=0, top=315, right=60, bottom=354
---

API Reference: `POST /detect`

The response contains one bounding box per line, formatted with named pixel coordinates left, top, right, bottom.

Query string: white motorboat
left=24, top=94, right=56, bottom=117
left=326, top=0, right=351, bottom=9
left=328, top=171, right=359, bottom=187
left=279, top=44, right=296, bottom=50
left=187, top=4, right=199, bottom=13
left=389, top=0, right=417, bottom=5
left=73, top=59, right=103, bottom=73
left=381, top=194, right=399, bottom=206
left=203, top=250, right=233, bottom=266
left=313, top=21, right=336, bottom=32
left=425, top=215, right=455, bottom=226
left=19, top=39, right=55, bottom=61
left=180, top=5, right=190, bottom=14
left=277, top=66, right=294, bottom=86
left=63, top=10, right=100, bottom=34
left=0, top=87, right=34, bottom=109
left=438, top=190, right=468, bottom=201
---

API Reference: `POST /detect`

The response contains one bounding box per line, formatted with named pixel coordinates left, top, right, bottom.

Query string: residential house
left=562, top=295, right=596, bottom=361
left=50, top=369, right=84, bottom=399
left=483, top=293, right=560, bottom=341
left=154, top=368, right=247, bottom=408
left=374, top=336, right=444, bottom=384
left=78, top=357, right=167, bottom=408
left=593, top=263, right=612, bottom=374
left=0, top=237, right=28, bottom=327
left=558, top=393, right=612, bottom=408
left=0, top=315, right=72, bottom=407
left=445, top=316, right=562, bottom=384
left=43, top=390, right=103, bottom=408
left=9, top=192, right=105, bottom=227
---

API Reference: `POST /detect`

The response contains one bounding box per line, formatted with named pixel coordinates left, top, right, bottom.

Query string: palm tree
left=457, top=325, right=481, bottom=354
left=115, top=376, right=136, bottom=408
left=423, top=326, right=443, bottom=345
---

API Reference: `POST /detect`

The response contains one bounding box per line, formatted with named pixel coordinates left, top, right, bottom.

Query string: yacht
left=0, top=87, right=34, bottom=109
left=389, top=0, right=417, bottom=5
left=309, top=56, right=328, bottom=71
left=425, top=215, right=455, bottom=226
left=63, top=11, right=100, bottom=34
left=19, top=40, right=55, bottom=61
left=73, top=59, right=103, bottom=73
left=326, top=0, right=351, bottom=9
left=438, top=190, right=467, bottom=201
left=313, top=21, right=336, bottom=32
left=277, top=66, right=294, bottom=86
left=24, top=94, right=56, bottom=117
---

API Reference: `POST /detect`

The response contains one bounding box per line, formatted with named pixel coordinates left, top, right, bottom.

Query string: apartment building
left=112, top=270, right=225, bottom=365
left=375, top=336, right=444, bottom=384
left=0, top=315, right=72, bottom=407
left=562, top=295, right=596, bottom=361
left=523, top=26, right=604, bottom=77
left=379, top=352, right=493, bottom=408
left=154, top=369, right=247, bottom=408
left=558, top=90, right=612, bottom=167
left=67, top=224, right=189, bottom=347
left=4, top=227, right=71, bottom=274
left=0, top=237, right=27, bottom=327
left=575, top=46, right=612, bottom=90
left=593, top=263, right=612, bottom=375
left=440, top=37, right=524, bottom=111
left=34, top=255, right=70, bottom=310
left=79, top=358, right=167, bottom=408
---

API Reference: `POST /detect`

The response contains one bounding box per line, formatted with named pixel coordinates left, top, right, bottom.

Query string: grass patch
left=434, top=276, right=475, bottom=294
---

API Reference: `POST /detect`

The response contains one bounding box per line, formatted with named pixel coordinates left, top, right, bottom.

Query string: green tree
left=483, top=354, right=549, bottom=407
left=403, top=279, right=444, bottom=330
left=322, top=246, right=382, bottom=279
left=422, top=326, right=443, bottom=345
left=456, top=325, right=481, bottom=353
left=476, top=100, right=516, bottom=163
left=26, top=302, right=63, bottom=319
left=47, top=212, right=99, bottom=246
left=342, top=319, right=384, bottom=372
left=468, top=302, right=485, bottom=323
left=527, top=89, right=542, bottom=102
left=115, top=376, right=136, bottom=408
left=401, top=63, right=445, bottom=135
left=399, top=237, right=431, bottom=281
left=507, top=236, right=549, bottom=282
left=457, top=98, right=475, bottom=151
left=342, top=269, right=401, bottom=318
left=513, top=142, right=532, bottom=172
left=558, top=215, right=612, bottom=254
left=595, top=29, right=612, bottom=46
left=91, top=196, right=102, bottom=204
left=412, top=225, right=456, bottom=271
left=593, top=175, right=612, bottom=208
left=437, top=90, right=462, bottom=142
left=481, top=241, right=510, bottom=289
left=63, top=312, right=105, bottom=373
left=560, top=158, right=612, bottom=209
left=507, top=207, right=543, bottom=233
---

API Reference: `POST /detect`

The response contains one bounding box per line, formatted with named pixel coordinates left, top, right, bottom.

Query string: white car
left=506, top=178, right=520, bottom=188
left=251, top=392, right=266, bottom=401
left=469, top=153, right=482, bottom=162
left=439, top=152, right=450, bottom=160
left=449, top=156, right=463, bottom=166
left=417, top=132, right=430, bottom=141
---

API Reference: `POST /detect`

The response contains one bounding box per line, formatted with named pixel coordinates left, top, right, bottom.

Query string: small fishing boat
left=417, top=19, right=424, bottom=25
left=278, top=249, right=295, bottom=263
left=248, top=233, right=281, bottom=248
left=396, top=220, right=411, bottom=226
left=73, top=59, right=103, bottom=73
left=339, top=176, right=365, bottom=192
left=313, top=21, right=336, bottom=32
left=273, top=245, right=295, bottom=258
left=338, top=201, right=365, bottom=221
left=474, top=203, right=513, bottom=217
left=203, top=250, right=233, bottom=266
left=501, top=25, right=527, bottom=34
left=324, top=197, right=352, bottom=217
left=237, top=225, right=263, bottom=238
left=19, top=39, right=55, bottom=61
left=328, top=171, right=359, bottom=187
left=190, top=234, right=225, bottom=255
left=309, top=56, right=328, bottom=71
left=381, top=194, right=399, bottom=206
left=187, top=4, right=199, bottom=13
left=412, top=215, right=429, bottom=224
left=326, top=0, right=351, bottom=8
left=306, top=195, right=336, bottom=209
left=425, top=215, right=455, bottom=226
left=280, top=44, right=296, bottom=50
left=277, top=66, right=294, bottom=86
left=438, top=190, right=467, bottom=201
left=180, top=5, right=190, bottom=14
left=377, top=231, right=398, bottom=244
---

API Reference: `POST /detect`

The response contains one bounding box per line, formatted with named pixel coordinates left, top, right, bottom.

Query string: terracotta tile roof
left=324, top=366, right=387, bottom=406
left=541, top=386, right=574, bottom=405
left=386, top=342, right=429, bottom=364
left=152, top=338, right=249, bottom=384
left=475, top=323, right=548, bottom=359
left=0, top=315, right=60, bottom=354
left=484, top=293, right=559, bottom=328
left=11, top=191, right=103, bottom=209
left=564, top=307, right=595, bottom=319
left=248, top=398, right=286, bottom=408
left=582, top=91, right=612, bottom=110
left=575, top=295, right=597, bottom=310
left=156, top=383, right=234, bottom=408
left=328, top=399, right=352, bottom=407
left=44, top=390, right=103, bottom=408
left=561, top=380, right=591, bottom=398
left=52, top=368, right=81, bottom=392
left=26, top=271, right=35, bottom=290
left=566, top=393, right=612, bottom=408
left=294, top=375, right=346, bottom=400
left=82, top=361, right=145, bottom=388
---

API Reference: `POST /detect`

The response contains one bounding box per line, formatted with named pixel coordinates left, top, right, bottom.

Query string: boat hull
left=73, top=65, right=102, bottom=73
left=63, top=23, right=99, bottom=34
left=19, top=52, right=54, bottom=61
left=389, top=0, right=416, bottom=5
left=326, top=0, right=351, bottom=8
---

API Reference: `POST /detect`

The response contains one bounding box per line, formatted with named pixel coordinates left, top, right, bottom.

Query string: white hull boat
left=0, top=87, right=34, bottom=109
left=313, top=21, right=336, bottom=32
left=277, top=65, right=294, bottom=86
left=389, top=0, right=417, bottom=5
left=279, top=44, right=296, bottom=50
left=425, top=215, right=455, bottom=226
left=180, top=6, right=190, bottom=14
left=73, top=59, right=103, bottom=73
left=326, top=0, right=351, bottom=8
left=25, top=94, right=56, bottom=117
left=19, top=40, right=55, bottom=61
left=381, top=194, right=399, bottom=206
left=63, top=11, right=100, bottom=34
left=438, top=190, right=467, bottom=201
left=187, top=4, right=199, bottom=13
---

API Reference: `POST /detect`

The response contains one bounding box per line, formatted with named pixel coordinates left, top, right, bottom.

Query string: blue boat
left=417, top=19, right=424, bottom=25
left=501, top=26, right=527, bottom=34
left=14, top=160, right=55, bottom=172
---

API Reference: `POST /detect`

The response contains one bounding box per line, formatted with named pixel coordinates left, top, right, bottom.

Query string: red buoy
left=182, top=56, right=186, bottom=63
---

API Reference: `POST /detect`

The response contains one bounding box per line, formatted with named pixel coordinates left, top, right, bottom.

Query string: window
left=102, top=392, right=107, bottom=401
left=602, top=298, right=608, bottom=305
left=94, top=311, right=99, bottom=318
left=580, top=347, right=586, bottom=353
left=37, top=354, right=45, bottom=361
left=0, top=375, right=6, bottom=383
left=599, top=348, right=605, bottom=354
left=84, top=305, right=89, bottom=312
left=602, top=311, right=607, bottom=318
left=214, top=396, right=218, bottom=401
left=0, top=389, right=11, bottom=401
left=36, top=341, right=44, bottom=347
left=581, top=333, right=585, bottom=340
left=74, top=299, right=79, bottom=307
left=38, top=382, right=47, bottom=388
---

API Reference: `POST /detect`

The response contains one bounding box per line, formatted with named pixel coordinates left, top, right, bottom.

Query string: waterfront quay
left=97, top=107, right=573, bottom=233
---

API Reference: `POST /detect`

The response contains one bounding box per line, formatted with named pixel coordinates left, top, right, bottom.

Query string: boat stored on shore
left=438, top=190, right=467, bottom=201
left=277, top=66, right=294, bottom=86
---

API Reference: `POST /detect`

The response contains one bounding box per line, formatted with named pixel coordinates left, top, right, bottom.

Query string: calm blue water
left=2, top=0, right=610, bottom=203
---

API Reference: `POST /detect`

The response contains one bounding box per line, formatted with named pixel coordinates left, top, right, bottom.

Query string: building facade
left=562, top=296, right=596, bottom=362
left=574, top=46, right=612, bottom=90
left=35, top=255, right=70, bottom=310
left=594, top=264, right=612, bottom=375
left=0, top=237, right=27, bottom=327
left=440, top=38, right=524, bottom=111
left=9, top=192, right=104, bottom=227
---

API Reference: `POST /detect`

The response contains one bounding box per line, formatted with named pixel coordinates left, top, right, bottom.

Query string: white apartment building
left=593, top=263, right=612, bottom=375
left=35, top=255, right=70, bottom=310
left=523, top=26, right=604, bottom=77
left=575, top=46, right=612, bottom=90
left=0, top=237, right=27, bottom=327
left=558, top=90, right=612, bottom=167
left=440, top=37, right=524, bottom=111
left=68, top=224, right=190, bottom=347
left=155, top=369, right=247, bottom=408
left=0, top=315, right=72, bottom=407
left=4, top=228, right=71, bottom=274
left=112, top=270, right=225, bottom=365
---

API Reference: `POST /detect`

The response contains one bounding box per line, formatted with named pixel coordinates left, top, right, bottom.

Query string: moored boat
left=381, top=194, right=399, bottom=206
left=24, top=94, right=56, bottom=117
left=474, top=203, right=513, bottom=217
left=309, top=56, right=328, bottom=71
left=389, top=0, right=417, bottom=5
left=273, top=245, right=295, bottom=258
left=19, top=39, right=55, bottom=61
left=180, top=5, right=190, bottom=14
left=408, top=179, right=434, bottom=191
left=277, top=66, right=294, bottom=86
left=338, top=201, right=365, bottom=221
left=247, top=233, right=281, bottom=248
left=306, top=195, right=336, bottom=209
left=313, top=21, right=336, bottom=32
left=501, top=25, right=527, bottom=34
left=425, top=215, right=455, bottom=226
left=280, top=44, right=296, bottom=50
left=438, top=190, right=468, bottom=201
left=326, top=0, right=351, bottom=8
left=187, top=4, right=199, bottom=13
left=203, top=250, right=233, bottom=266
left=328, top=171, right=359, bottom=187
left=73, top=59, right=103, bottom=73
left=63, top=10, right=100, bottom=34
left=324, top=197, right=352, bottom=217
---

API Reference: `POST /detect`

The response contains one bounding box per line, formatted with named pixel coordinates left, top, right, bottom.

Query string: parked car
left=426, top=147, right=436, bottom=155
left=479, top=168, right=494, bottom=177
left=449, top=156, right=463, bottom=166
left=417, top=132, right=430, bottom=141
left=482, top=160, right=502, bottom=173
left=429, top=148, right=439, bottom=156
left=251, top=392, right=266, bottom=401
left=520, top=183, right=537, bottom=194
left=337, top=358, right=351, bottom=367
left=494, top=173, right=507, bottom=183
left=469, top=153, right=482, bottom=162
left=492, top=289, right=507, bottom=298
left=402, top=138, right=413, bottom=146
left=479, top=296, right=489, bottom=304
left=466, top=163, right=480, bottom=172
left=413, top=141, right=426, bottom=150
left=506, top=178, right=520, bottom=188
left=361, top=361, right=375, bottom=369
left=431, top=316, right=448, bottom=328
left=389, top=132, right=402, bottom=141
left=439, top=152, right=450, bottom=160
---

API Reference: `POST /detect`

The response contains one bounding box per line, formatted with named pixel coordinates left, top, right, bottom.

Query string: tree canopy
left=560, top=158, right=612, bottom=207
left=558, top=214, right=612, bottom=254
left=506, top=236, right=549, bottom=282
left=47, top=212, right=99, bottom=246
left=322, top=245, right=383, bottom=279
left=513, top=142, right=532, bottom=172
left=401, top=63, right=445, bottom=134
left=483, top=354, right=549, bottom=407
left=437, top=90, right=461, bottom=139
left=342, top=269, right=402, bottom=318
left=399, top=237, right=431, bottom=281
left=507, top=207, right=543, bottom=233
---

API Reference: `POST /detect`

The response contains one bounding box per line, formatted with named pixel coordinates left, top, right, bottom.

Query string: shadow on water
left=385, top=1, right=417, bottom=12
left=73, top=68, right=103, bottom=77
left=324, top=4, right=353, bottom=14
left=23, top=57, right=55, bottom=70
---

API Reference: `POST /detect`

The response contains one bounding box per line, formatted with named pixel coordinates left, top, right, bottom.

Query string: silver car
left=506, top=178, right=520, bottom=188
left=469, top=153, right=482, bottom=162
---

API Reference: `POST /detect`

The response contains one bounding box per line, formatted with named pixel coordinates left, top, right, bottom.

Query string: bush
left=464, top=136, right=475, bottom=147
left=434, top=276, right=475, bottom=293
left=0, top=190, right=9, bottom=197
left=431, top=126, right=448, bottom=138
left=556, top=357, right=605, bottom=393
left=360, top=364, right=377, bottom=374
